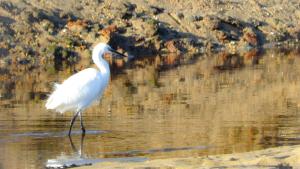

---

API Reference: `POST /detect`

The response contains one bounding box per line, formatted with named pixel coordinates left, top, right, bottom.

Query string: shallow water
left=1, top=48, right=300, bottom=169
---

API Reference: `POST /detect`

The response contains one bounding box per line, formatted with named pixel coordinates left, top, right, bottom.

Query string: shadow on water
left=0, top=47, right=300, bottom=168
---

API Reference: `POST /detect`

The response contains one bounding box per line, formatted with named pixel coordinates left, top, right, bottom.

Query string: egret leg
left=79, top=112, right=86, bottom=134
left=68, top=111, right=80, bottom=136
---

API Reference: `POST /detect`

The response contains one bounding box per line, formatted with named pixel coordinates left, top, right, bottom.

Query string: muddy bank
left=0, top=0, right=299, bottom=70
left=76, top=145, right=300, bottom=169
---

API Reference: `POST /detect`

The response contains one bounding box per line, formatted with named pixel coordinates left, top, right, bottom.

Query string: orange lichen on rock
left=66, top=20, right=88, bottom=32
left=99, top=25, right=118, bottom=42
left=242, top=27, right=258, bottom=46
left=165, top=40, right=180, bottom=53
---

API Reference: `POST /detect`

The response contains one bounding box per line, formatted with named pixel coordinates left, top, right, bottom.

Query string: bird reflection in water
left=69, top=133, right=85, bottom=158
left=46, top=133, right=100, bottom=168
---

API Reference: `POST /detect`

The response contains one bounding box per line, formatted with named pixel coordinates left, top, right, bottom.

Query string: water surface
left=1, top=48, right=300, bottom=169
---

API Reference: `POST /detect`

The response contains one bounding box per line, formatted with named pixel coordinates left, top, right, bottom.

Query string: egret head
left=92, top=43, right=126, bottom=59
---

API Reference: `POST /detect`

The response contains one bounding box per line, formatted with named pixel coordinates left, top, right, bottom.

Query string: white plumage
left=46, top=43, right=124, bottom=136
left=46, top=68, right=107, bottom=113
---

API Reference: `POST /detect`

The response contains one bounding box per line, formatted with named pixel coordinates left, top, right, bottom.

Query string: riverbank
left=77, top=145, right=300, bottom=169
left=0, top=0, right=299, bottom=70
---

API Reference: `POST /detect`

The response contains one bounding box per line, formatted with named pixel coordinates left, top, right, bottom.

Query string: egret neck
left=92, top=48, right=110, bottom=76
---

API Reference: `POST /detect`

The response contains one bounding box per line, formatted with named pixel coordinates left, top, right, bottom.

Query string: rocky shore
left=0, top=0, right=299, bottom=70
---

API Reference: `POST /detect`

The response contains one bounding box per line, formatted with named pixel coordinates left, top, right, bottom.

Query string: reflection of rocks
left=163, top=53, right=181, bottom=66
left=214, top=52, right=244, bottom=70
left=214, top=48, right=263, bottom=70
left=243, top=49, right=261, bottom=65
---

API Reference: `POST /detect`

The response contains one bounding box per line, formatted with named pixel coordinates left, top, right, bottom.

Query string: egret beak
left=109, top=48, right=127, bottom=59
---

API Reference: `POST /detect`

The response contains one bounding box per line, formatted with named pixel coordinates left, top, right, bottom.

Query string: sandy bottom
left=77, top=145, right=300, bottom=169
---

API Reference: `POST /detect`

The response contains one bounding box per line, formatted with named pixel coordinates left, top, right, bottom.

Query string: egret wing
left=46, top=68, right=108, bottom=113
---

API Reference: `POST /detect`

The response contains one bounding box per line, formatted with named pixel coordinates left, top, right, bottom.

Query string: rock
left=0, top=1, right=16, bottom=13
left=188, top=15, right=203, bottom=22
left=18, top=58, right=30, bottom=65
left=288, top=27, right=300, bottom=40
left=248, top=18, right=263, bottom=28
left=81, top=49, right=90, bottom=59
left=59, top=11, right=78, bottom=21
left=123, top=2, right=137, bottom=12
left=41, top=20, right=55, bottom=34
left=202, top=15, right=221, bottom=30
left=0, top=47, right=9, bottom=57
left=226, top=41, right=238, bottom=53
left=66, top=20, right=88, bottom=33
left=216, top=31, right=228, bottom=42
left=49, top=45, right=76, bottom=62
left=176, top=12, right=184, bottom=19
left=34, top=9, right=63, bottom=27
left=242, top=27, right=258, bottom=46
left=220, top=16, right=244, bottom=28
left=149, top=6, right=164, bottom=15
left=165, top=40, right=180, bottom=53
left=21, top=11, right=36, bottom=23
left=85, top=32, right=97, bottom=43
left=132, top=19, right=158, bottom=37
left=121, top=2, right=137, bottom=20
left=99, top=25, right=118, bottom=42
left=267, top=31, right=289, bottom=42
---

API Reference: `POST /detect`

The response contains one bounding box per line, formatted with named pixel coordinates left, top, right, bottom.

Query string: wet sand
left=78, top=145, right=300, bottom=169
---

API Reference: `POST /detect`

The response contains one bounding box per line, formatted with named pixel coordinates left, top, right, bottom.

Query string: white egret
left=45, top=43, right=126, bottom=136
